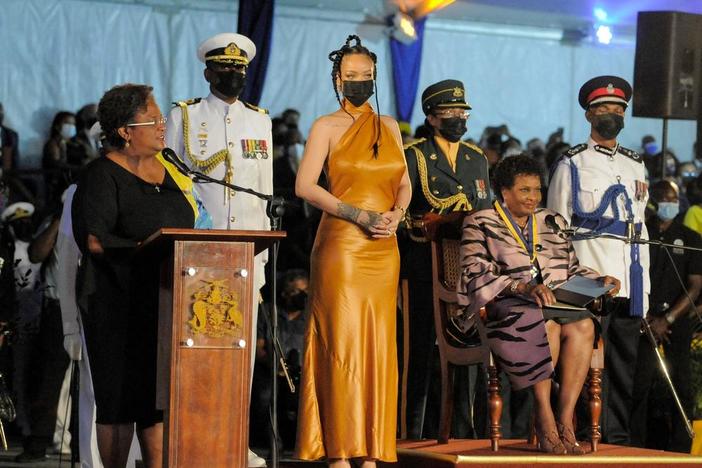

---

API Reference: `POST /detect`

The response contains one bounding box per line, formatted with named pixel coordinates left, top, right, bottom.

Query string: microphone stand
left=565, top=229, right=698, bottom=439
left=180, top=164, right=293, bottom=467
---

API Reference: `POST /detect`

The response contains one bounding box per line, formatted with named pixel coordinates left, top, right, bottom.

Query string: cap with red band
left=578, top=75, right=632, bottom=110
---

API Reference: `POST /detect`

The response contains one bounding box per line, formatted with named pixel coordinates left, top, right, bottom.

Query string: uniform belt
left=571, top=215, right=642, bottom=237
left=407, top=218, right=429, bottom=242
left=408, top=218, right=425, bottom=229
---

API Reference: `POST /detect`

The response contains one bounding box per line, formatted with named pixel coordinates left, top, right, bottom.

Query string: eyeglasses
left=434, top=109, right=470, bottom=119
left=126, top=116, right=167, bottom=127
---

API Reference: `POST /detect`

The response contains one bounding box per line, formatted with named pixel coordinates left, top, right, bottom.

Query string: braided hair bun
left=329, top=35, right=377, bottom=98
left=328, top=35, right=381, bottom=156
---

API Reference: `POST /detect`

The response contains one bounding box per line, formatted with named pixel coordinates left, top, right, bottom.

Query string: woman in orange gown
left=294, top=35, right=411, bottom=467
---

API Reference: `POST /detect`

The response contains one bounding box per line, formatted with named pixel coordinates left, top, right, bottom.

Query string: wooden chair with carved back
left=428, top=213, right=604, bottom=453
left=427, top=215, right=503, bottom=451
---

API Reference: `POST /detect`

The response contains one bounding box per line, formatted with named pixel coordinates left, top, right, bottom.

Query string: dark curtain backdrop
left=238, top=0, right=275, bottom=105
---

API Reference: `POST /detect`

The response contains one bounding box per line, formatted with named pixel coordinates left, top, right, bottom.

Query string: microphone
left=545, top=214, right=562, bottom=235
left=545, top=214, right=576, bottom=238
left=626, top=218, right=638, bottom=243
left=162, top=147, right=192, bottom=176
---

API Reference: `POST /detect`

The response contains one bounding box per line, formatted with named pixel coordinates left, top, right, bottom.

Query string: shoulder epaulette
left=242, top=101, right=269, bottom=114
left=172, top=98, right=201, bottom=107
left=459, top=141, right=485, bottom=155
left=564, top=143, right=587, bottom=158
left=617, top=146, right=643, bottom=163
left=403, top=137, right=426, bottom=150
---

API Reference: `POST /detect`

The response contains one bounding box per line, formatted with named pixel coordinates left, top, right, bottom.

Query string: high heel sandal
left=556, top=422, right=588, bottom=455
left=535, top=425, right=567, bottom=454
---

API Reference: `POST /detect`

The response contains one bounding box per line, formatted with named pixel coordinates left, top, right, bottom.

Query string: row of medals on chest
left=197, top=121, right=268, bottom=160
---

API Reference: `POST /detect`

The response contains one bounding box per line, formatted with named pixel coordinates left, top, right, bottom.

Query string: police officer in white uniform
left=548, top=75, right=650, bottom=446
left=165, top=33, right=272, bottom=468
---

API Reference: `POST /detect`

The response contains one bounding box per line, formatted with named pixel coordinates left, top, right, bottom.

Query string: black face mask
left=10, top=221, right=32, bottom=242
left=342, top=80, right=374, bottom=107
left=284, top=291, right=307, bottom=312
left=84, top=117, right=98, bottom=130
left=593, top=113, right=624, bottom=140
left=438, top=117, right=467, bottom=143
left=212, top=70, right=246, bottom=98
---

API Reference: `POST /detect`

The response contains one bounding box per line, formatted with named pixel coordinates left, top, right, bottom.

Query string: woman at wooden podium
left=457, top=155, right=620, bottom=454
left=294, top=35, right=411, bottom=467
left=72, top=83, right=210, bottom=468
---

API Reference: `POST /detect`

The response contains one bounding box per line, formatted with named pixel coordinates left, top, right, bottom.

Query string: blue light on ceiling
left=594, top=7, right=608, bottom=22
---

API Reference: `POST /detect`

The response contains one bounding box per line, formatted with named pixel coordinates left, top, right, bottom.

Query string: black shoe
left=14, top=451, right=47, bottom=463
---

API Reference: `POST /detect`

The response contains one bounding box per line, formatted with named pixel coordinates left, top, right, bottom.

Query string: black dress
left=72, top=157, right=194, bottom=426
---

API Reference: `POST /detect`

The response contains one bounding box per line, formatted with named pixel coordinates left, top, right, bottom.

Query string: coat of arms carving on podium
left=187, top=279, right=244, bottom=338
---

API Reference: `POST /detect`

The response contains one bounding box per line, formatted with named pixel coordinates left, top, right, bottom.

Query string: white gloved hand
left=63, top=333, right=82, bottom=361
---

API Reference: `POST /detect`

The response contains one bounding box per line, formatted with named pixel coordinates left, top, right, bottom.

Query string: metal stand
left=573, top=231, right=701, bottom=439
left=639, top=317, right=695, bottom=438
left=265, top=200, right=295, bottom=468
left=660, top=117, right=669, bottom=178
left=59, top=360, right=78, bottom=467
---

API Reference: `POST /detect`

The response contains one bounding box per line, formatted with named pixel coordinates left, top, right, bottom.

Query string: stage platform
left=393, top=439, right=702, bottom=467
left=3, top=439, right=698, bottom=467
left=278, top=440, right=702, bottom=467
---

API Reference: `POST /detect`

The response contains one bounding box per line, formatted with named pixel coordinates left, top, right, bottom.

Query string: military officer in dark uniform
left=401, top=79, right=490, bottom=439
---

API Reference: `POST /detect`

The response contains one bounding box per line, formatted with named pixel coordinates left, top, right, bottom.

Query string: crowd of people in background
left=1, top=93, right=702, bottom=461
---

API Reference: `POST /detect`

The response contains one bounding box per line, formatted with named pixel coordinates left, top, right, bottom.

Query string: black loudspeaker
left=633, top=11, right=702, bottom=120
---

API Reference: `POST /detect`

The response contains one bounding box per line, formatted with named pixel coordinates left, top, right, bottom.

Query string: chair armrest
left=436, top=284, right=457, bottom=303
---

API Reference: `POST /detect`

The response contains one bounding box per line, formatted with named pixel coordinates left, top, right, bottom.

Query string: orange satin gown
left=295, top=103, right=405, bottom=462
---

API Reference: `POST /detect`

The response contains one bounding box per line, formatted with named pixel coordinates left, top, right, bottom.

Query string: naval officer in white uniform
left=165, top=32, right=272, bottom=468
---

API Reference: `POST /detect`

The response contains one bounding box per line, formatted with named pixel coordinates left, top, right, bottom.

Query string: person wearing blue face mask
left=631, top=179, right=702, bottom=453
left=641, top=135, right=659, bottom=158
left=43, top=111, right=77, bottom=205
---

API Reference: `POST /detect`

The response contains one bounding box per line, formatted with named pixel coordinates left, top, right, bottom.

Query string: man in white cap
left=165, top=32, right=271, bottom=468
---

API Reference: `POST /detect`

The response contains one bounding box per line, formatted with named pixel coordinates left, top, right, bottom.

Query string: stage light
left=594, top=8, right=608, bottom=22
left=596, top=24, right=612, bottom=44
left=390, top=11, right=417, bottom=44
left=413, top=0, right=456, bottom=18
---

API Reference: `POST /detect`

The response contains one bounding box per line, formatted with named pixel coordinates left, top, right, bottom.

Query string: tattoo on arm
left=337, top=203, right=382, bottom=230
left=359, top=211, right=383, bottom=230
left=337, top=203, right=361, bottom=223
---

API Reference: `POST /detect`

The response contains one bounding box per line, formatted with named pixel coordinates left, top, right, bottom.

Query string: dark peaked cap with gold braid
left=421, top=79, right=471, bottom=115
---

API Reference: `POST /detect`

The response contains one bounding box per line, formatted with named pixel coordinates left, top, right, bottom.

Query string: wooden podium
left=141, top=228, right=285, bottom=468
